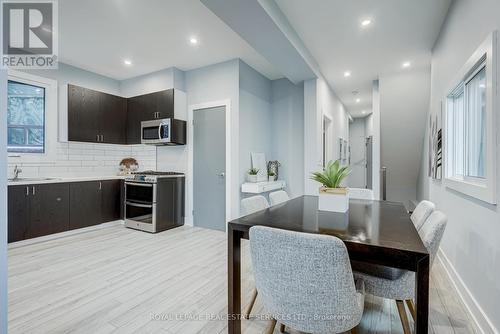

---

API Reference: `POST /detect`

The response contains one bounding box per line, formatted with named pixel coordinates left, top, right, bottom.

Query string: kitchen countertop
left=7, top=175, right=126, bottom=186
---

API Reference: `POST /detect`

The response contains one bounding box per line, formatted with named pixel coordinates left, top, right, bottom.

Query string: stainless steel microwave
left=141, top=118, right=186, bottom=145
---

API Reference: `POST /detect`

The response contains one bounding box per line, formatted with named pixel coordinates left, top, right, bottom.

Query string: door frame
left=187, top=100, right=231, bottom=231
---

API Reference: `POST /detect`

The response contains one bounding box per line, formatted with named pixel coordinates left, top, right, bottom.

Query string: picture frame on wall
left=428, top=101, right=443, bottom=180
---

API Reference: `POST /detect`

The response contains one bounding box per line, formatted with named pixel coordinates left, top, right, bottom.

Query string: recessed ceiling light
left=402, top=61, right=411, bottom=68
left=344, top=71, right=351, bottom=78
left=123, top=59, right=132, bottom=66
left=189, top=37, right=198, bottom=45
left=362, top=110, right=366, bottom=114
left=361, top=19, right=372, bottom=27
left=356, top=98, right=361, bottom=103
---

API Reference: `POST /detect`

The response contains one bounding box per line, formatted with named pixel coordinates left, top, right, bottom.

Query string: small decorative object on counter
left=119, top=158, right=139, bottom=175
left=247, top=168, right=259, bottom=183
left=267, top=160, right=280, bottom=181
left=267, top=171, right=276, bottom=182
left=311, top=160, right=350, bottom=213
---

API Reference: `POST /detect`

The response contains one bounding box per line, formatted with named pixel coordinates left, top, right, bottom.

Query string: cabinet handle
left=99, top=181, right=102, bottom=190
left=32, top=186, right=35, bottom=196
left=26, top=186, right=29, bottom=196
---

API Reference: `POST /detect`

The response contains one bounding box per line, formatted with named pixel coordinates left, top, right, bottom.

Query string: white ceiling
left=59, top=0, right=283, bottom=81
left=275, top=0, right=451, bottom=117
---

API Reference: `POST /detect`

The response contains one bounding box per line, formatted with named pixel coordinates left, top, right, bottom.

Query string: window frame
left=443, top=32, right=497, bottom=204
left=7, top=70, right=58, bottom=163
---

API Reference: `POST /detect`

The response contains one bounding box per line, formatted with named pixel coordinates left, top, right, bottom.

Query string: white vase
left=247, top=174, right=258, bottom=183
left=318, top=187, right=349, bottom=212
left=268, top=176, right=275, bottom=182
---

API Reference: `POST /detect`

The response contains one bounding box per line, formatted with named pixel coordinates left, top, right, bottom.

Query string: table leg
left=415, top=255, right=430, bottom=334
left=228, top=227, right=242, bottom=334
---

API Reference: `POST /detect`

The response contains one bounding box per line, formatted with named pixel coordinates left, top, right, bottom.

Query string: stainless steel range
left=124, top=171, right=185, bottom=233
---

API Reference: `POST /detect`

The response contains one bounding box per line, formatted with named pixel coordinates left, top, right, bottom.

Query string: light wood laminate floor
left=8, top=225, right=479, bottom=334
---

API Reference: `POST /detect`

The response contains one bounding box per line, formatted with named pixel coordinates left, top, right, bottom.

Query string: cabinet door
left=100, top=93, right=127, bottom=144
left=68, top=85, right=100, bottom=143
left=70, top=181, right=102, bottom=230
left=101, top=180, right=121, bottom=223
left=155, top=89, right=174, bottom=119
left=126, top=95, right=151, bottom=144
left=8, top=186, right=29, bottom=243
left=28, top=183, right=70, bottom=239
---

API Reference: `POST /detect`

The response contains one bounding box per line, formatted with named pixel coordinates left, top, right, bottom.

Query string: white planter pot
left=318, top=187, right=349, bottom=212
left=268, top=176, right=275, bottom=182
left=247, top=174, right=258, bottom=183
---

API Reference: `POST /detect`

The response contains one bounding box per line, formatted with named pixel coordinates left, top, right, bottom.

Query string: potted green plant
left=311, top=160, right=350, bottom=212
left=247, top=168, right=259, bottom=183
left=267, top=171, right=276, bottom=182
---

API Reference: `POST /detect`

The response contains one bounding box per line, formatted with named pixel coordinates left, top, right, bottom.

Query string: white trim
left=437, top=248, right=499, bottom=334
left=443, top=31, right=497, bottom=204
left=7, top=220, right=124, bottom=249
left=187, top=100, right=232, bottom=232
left=6, top=69, right=58, bottom=163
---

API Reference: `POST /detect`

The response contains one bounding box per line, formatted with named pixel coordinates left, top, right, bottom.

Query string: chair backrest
left=240, top=195, right=269, bottom=216
left=419, top=210, right=447, bottom=265
left=250, top=226, right=362, bottom=333
left=269, top=190, right=290, bottom=206
left=411, top=200, right=435, bottom=231
left=349, top=188, right=374, bottom=200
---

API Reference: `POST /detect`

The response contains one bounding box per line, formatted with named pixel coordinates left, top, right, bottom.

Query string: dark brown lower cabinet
left=69, top=181, right=103, bottom=230
left=8, top=184, right=70, bottom=242
left=101, top=180, right=122, bottom=223
left=8, top=179, right=124, bottom=243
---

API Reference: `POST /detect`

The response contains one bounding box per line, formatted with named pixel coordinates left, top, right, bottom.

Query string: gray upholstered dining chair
left=410, top=200, right=435, bottom=231
left=269, top=190, right=290, bottom=206
left=353, top=211, right=447, bottom=334
left=240, top=195, right=269, bottom=319
left=250, top=226, right=365, bottom=334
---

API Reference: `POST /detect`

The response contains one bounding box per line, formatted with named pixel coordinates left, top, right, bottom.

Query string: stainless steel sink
left=8, top=177, right=60, bottom=182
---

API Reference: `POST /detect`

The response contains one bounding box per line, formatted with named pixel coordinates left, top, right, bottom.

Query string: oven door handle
left=126, top=201, right=153, bottom=208
left=125, top=182, right=154, bottom=187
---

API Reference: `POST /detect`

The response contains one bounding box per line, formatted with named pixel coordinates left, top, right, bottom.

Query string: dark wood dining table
left=227, top=195, right=430, bottom=334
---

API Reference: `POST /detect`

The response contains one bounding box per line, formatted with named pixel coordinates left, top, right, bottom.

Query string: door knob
left=218, top=172, right=225, bottom=178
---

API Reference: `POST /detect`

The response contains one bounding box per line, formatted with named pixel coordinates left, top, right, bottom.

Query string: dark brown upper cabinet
left=68, top=85, right=178, bottom=145
left=68, top=84, right=127, bottom=144
left=126, top=89, right=174, bottom=144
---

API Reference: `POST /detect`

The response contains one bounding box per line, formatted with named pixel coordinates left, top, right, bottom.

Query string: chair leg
left=265, top=318, right=277, bottom=334
left=244, top=288, right=258, bottom=319
left=396, top=300, right=411, bottom=334
left=351, top=325, right=359, bottom=334
left=405, top=299, right=416, bottom=322
left=279, top=323, right=285, bottom=333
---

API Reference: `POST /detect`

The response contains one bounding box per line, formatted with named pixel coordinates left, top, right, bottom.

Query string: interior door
left=366, top=136, right=373, bottom=189
left=193, top=106, right=226, bottom=231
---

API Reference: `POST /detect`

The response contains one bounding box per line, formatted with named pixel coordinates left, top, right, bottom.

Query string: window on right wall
left=444, top=32, right=497, bottom=204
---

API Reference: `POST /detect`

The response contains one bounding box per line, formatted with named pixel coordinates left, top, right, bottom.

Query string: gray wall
left=380, top=69, right=431, bottom=204
left=0, top=69, right=7, bottom=333
left=417, top=1, right=500, bottom=332
left=349, top=118, right=366, bottom=188
left=271, top=78, right=304, bottom=198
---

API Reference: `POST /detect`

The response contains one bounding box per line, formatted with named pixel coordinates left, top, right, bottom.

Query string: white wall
left=380, top=69, right=431, bottom=204
left=271, top=78, right=304, bottom=198
left=417, top=1, right=500, bottom=332
left=0, top=69, right=8, bottom=334
left=119, top=67, right=185, bottom=97
left=349, top=118, right=366, bottom=188
left=304, top=76, right=350, bottom=195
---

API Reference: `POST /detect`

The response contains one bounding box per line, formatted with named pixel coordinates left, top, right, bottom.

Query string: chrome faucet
left=13, top=165, right=22, bottom=180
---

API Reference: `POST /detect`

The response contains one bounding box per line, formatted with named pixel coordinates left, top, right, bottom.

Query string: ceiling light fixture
left=361, top=19, right=372, bottom=27
left=189, top=37, right=198, bottom=45
left=402, top=61, right=411, bottom=68
left=344, top=71, right=351, bottom=78
left=356, top=98, right=361, bottom=103
left=362, top=110, right=366, bottom=114
left=123, top=59, right=132, bottom=66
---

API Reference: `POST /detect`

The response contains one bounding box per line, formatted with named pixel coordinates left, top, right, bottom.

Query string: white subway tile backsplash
left=7, top=142, right=156, bottom=178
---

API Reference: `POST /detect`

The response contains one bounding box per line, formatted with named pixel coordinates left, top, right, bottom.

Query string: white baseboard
left=8, top=220, right=124, bottom=249
left=437, top=248, right=498, bottom=334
